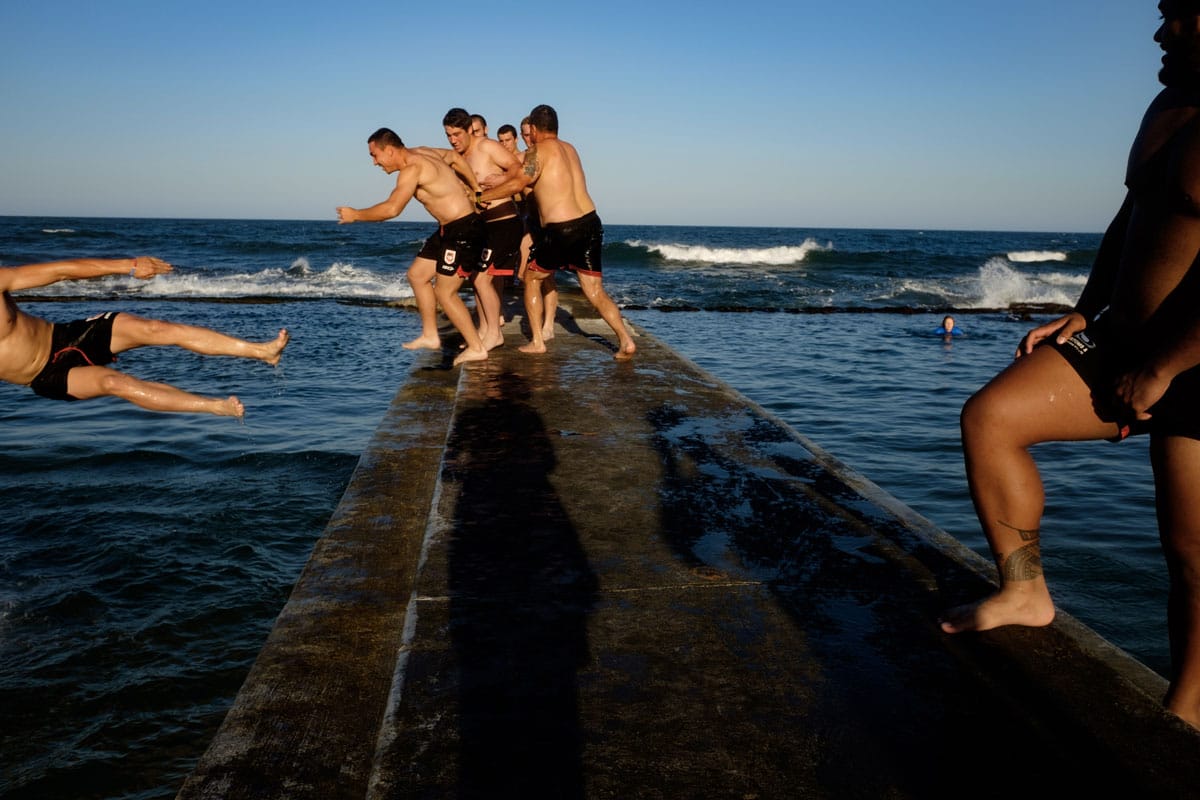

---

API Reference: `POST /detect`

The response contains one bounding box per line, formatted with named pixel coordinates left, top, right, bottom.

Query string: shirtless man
left=497, top=122, right=538, bottom=294
left=516, top=116, right=553, bottom=314
left=336, top=127, right=487, bottom=366
left=470, top=114, right=488, bottom=139
left=444, top=108, right=524, bottom=351
left=940, top=1, right=1200, bottom=730
left=480, top=105, right=635, bottom=360
left=496, top=124, right=520, bottom=155
left=0, top=256, right=288, bottom=417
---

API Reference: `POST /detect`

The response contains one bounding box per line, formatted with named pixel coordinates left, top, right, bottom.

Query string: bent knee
left=960, top=388, right=1011, bottom=447
left=96, top=371, right=141, bottom=398
left=67, top=368, right=136, bottom=400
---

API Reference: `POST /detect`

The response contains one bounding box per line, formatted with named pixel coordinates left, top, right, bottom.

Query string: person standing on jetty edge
left=940, top=0, right=1200, bottom=731
left=336, top=128, right=489, bottom=366
left=443, top=107, right=524, bottom=351
left=0, top=257, right=288, bottom=417
left=479, top=104, right=636, bottom=360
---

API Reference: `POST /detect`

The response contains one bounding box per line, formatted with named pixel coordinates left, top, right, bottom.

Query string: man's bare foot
left=262, top=329, right=290, bottom=366
left=939, top=589, right=1055, bottom=634
left=614, top=339, right=637, bottom=361
left=483, top=332, right=505, bottom=351
left=214, top=396, right=245, bottom=418
left=453, top=346, right=488, bottom=366
left=540, top=326, right=556, bottom=342
left=403, top=334, right=441, bottom=351
left=519, top=341, right=548, bottom=355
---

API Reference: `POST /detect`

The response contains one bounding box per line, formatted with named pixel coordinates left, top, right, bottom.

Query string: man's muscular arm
left=0, top=257, right=172, bottom=293
left=1111, top=121, right=1200, bottom=419
left=1017, top=195, right=1134, bottom=357
left=337, top=168, right=419, bottom=223
left=480, top=145, right=536, bottom=203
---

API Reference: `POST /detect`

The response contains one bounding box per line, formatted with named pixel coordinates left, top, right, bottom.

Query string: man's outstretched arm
left=337, top=169, right=419, bottom=223
left=0, top=256, right=172, bottom=293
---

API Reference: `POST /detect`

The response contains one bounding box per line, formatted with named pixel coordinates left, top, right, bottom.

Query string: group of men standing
left=336, top=104, right=637, bottom=365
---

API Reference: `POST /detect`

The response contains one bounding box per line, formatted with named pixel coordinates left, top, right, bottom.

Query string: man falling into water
left=336, top=127, right=488, bottom=365
left=940, top=1, right=1200, bottom=730
left=0, top=257, right=288, bottom=417
left=479, top=104, right=635, bottom=359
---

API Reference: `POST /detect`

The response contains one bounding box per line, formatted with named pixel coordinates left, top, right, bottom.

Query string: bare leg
left=576, top=273, right=636, bottom=360
left=940, top=345, right=1117, bottom=633
left=67, top=366, right=244, bottom=417
left=497, top=277, right=508, bottom=326
left=111, top=315, right=289, bottom=365
left=404, top=257, right=441, bottom=350
left=519, top=272, right=549, bottom=354
left=472, top=270, right=504, bottom=350
left=541, top=274, right=558, bottom=342
left=516, top=232, right=531, bottom=282
left=1152, top=434, right=1200, bottom=730
left=434, top=275, right=488, bottom=366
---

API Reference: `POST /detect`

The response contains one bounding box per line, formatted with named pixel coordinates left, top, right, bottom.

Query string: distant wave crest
left=627, top=238, right=830, bottom=266
left=41, top=228, right=76, bottom=234
left=1007, top=250, right=1068, bottom=263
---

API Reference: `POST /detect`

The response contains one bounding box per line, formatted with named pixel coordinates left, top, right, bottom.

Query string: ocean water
left=0, top=217, right=1165, bottom=799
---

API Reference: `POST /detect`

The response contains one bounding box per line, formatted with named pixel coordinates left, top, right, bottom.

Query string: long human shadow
left=444, top=370, right=598, bottom=799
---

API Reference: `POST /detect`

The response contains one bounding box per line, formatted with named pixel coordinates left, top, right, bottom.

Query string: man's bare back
left=525, top=136, right=596, bottom=224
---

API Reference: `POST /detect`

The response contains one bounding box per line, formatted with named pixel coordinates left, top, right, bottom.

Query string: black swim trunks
left=29, top=311, right=120, bottom=401
left=416, top=213, right=486, bottom=278
left=528, top=210, right=603, bottom=276
left=1051, top=312, right=1200, bottom=440
left=482, top=215, right=524, bottom=276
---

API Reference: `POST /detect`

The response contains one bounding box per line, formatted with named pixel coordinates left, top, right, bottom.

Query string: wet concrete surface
left=179, top=295, right=1200, bottom=799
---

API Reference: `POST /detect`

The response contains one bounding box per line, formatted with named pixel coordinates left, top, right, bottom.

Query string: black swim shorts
left=417, top=213, right=486, bottom=278
left=529, top=211, right=603, bottom=276
left=1050, top=313, right=1200, bottom=441
left=29, top=311, right=120, bottom=401
left=483, top=215, right=524, bottom=276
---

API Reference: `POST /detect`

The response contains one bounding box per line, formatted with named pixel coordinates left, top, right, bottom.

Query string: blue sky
left=0, top=1, right=1159, bottom=231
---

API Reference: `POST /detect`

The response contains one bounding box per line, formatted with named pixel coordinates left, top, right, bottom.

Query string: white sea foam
left=22, top=257, right=415, bottom=300
left=877, top=258, right=1084, bottom=308
left=1006, top=250, right=1068, bottom=263
left=971, top=257, right=1080, bottom=308
left=628, top=238, right=830, bottom=266
left=41, top=228, right=76, bottom=234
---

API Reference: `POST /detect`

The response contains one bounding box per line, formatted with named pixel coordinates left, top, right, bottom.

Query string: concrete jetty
left=178, top=295, right=1200, bottom=799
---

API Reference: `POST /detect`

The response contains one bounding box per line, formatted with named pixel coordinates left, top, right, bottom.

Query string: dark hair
left=442, top=107, right=472, bottom=131
left=368, top=128, right=404, bottom=148
left=529, top=104, right=558, bottom=134
left=471, top=113, right=487, bottom=129
left=497, top=124, right=517, bottom=138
